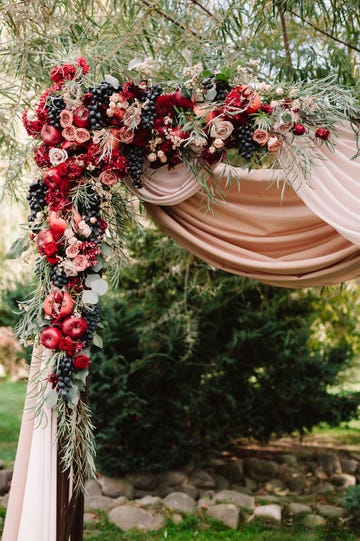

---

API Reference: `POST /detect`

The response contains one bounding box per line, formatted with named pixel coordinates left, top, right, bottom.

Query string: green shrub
left=88, top=227, right=360, bottom=474
left=342, top=485, right=360, bottom=520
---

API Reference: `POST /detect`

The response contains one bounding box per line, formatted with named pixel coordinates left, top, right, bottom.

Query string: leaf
left=44, top=389, right=58, bottom=409
left=82, top=290, right=99, bottom=304
left=66, top=384, right=79, bottom=409
left=92, top=258, right=104, bottom=272
left=91, top=278, right=108, bottom=296
left=181, top=86, right=192, bottom=99
left=206, top=88, right=217, bottom=101
left=92, top=333, right=103, bottom=348
left=104, top=74, right=120, bottom=89
left=73, top=369, right=88, bottom=386
left=128, top=58, right=142, bottom=71
left=6, top=235, right=29, bottom=260
left=181, top=47, right=192, bottom=66
left=85, top=273, right=101, bottom=286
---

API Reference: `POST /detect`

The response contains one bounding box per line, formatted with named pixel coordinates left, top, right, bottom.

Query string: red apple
left=40, top=326, right=62, bottom=349
left=37, top=229, right=55, bottom=252
left=61, top=316, right=87, bottom=338
left=40, top=124, right=63, bottom=146
left=43, top=291, right=75, bottom=319
left=49, top=211, right=69, bottom=240
left=43, top=168, right=62, bottom=189
left=72, top=106, right=90, bottom=128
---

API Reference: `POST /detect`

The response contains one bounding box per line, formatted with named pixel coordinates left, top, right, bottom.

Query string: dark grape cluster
left=50, top=264, right=68, bottom=288
left=87, top=82, right=115, bottom=130
left=55, top=355, right=74, bottom=401
left=237, top=124, right=256, bottom=160
left=215, top=80, right=231, bottom=102
left=46, top=96, right=66, bottom=129
left=79, top=187, right=102, bottom=244
left=125, top=146, right=145, bottom=188
left=26, top=180, right=47, bottom=228
left=140, top=83, right=162, bottom=130
left=82, top=305, right=101, bottom=346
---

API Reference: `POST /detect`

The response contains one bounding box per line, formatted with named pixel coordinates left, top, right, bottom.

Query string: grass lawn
left=83, top=514, right=360, bottom=541
left=0, top=379, right=26, bottom=465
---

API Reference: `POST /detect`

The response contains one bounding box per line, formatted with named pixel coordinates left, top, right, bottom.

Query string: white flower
left=157, top=150, right=167, bottom=163
left=275, top=87, right=284, bottom=96
left=147, top=152, right=157, bottom=162
left=213, top=138, right=225, bottom=149
left=49, top=148, right=68, bottom=166
left=188, top=135, right=207, bottom=154
left=78, top=220, right=91, bottom=237
left=61, top=261, right=78, bottom=277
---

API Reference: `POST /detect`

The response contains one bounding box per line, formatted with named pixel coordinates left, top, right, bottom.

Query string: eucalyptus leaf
left=85, top=274, right=101, bottom=287
left=66, top=384, right=79, bottom=409
left=104, top=74, right=120, bottom=89
left=92, top=333, right=103, bottom=348
left=6, top=235, right=29, bottom=260
left=91, top=278, right=108, bottom=296
left=206, top=88, right=217, bottom=101
left=44, top=389, right=58, bottom=409
left=92, top=259, right=104, bottom=272
left=82, top=290, right=99, bottom=304
left=73, top=369, right=88, bottom=386
left=181, top=47, right=192, bottom=66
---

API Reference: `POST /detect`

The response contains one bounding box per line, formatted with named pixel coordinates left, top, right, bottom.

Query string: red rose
left=50, top=63, right=77, bottom=83
left=73, top=354, right=90, bottom=370
left=57, top=162, right=69, bottom=177
left=44, top=242, right=58, bottom=256
left=260, top=104, right=273, bottom=115
left=294, top=123, right=306, bottom=135
left=315, top=127, right=330, bottom=140
left=58, top=336, right=74, bottom=354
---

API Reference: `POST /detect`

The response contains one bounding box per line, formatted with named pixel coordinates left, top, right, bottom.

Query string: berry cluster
left=27, top=180, right=47, bottom=227
left=140, top=83, right=162, bottom=130
left=55, top=354, right=74, bottom=401
left=46, top=96, right=66, bottom=130
left=237, top=124, right=256, bottom=160
left=82, top=305, right=101, bottom=346
left=50, top=264, right=68, bottom=288
left=87, top=82, right=115, bottom=130
left=125, top=146, right=145, bottom=188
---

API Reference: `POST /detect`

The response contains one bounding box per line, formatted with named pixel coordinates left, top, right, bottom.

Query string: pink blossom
left=59, top=110, right=73, bottom=128
left=62, top=126, right=77, bottom=141
left=73, top=254, right=90, bottom=272
left=99, top=170, right=118, bottom=186
left=75, top=128, right=91, bottom=143
left=65, top=244, right=80, bottom=258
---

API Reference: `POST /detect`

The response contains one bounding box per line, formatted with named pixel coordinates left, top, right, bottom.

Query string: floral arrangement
left=13, top=56, right=358, bottom=489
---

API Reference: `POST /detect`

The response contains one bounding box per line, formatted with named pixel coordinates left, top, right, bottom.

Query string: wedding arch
left=2, top=57, right=360, bottom=541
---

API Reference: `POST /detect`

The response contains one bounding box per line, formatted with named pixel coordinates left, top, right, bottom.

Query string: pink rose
left=59, top=110, right=73, bottom=128
left=62, top=126, right=77, bottom=141
left=62, top=261, right=78, bottom=277
left=75, top=128, right=91, bottom=143
left=48, top=147, right=68, bottom=166
left=73, top=254, right=90, bottom=272
left=117, top=127, right=135, bottom=144
left=65, top=244, right=80, bottom=258
left=210, top=119, right=234, bottom=140
left=252, top=129, right=270, bottom=147
left=267, top=136, right=281, bottom=153
left=315, top=127, right=330, bottom=140
left=99, top=170, right=118, bottom=186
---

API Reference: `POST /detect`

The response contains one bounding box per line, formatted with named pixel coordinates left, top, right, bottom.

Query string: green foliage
left=88, top=227, right=360, bottom=474
left=0, top=380, right=26, bottom=465
left=342, top=485, right=360, bottom=520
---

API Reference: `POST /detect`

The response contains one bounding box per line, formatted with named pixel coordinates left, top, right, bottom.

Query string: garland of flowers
left=13, top=57, right=359, bottom=490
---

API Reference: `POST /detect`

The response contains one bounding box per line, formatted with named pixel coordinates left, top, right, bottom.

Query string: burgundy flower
left=73, top=354, right=90, bottom=369
left=58, top=336, right=75, bottom=354
left=50, top=63, right=77, bottom=83
left=315, top=127, right=330, bottom=140
left=294, top=123, right=306, bottom=135
left=260, top=103, right=273, bottom=115
left=77, top=57, right=90, bottom=75
left=33, top=144, right=51, bottom=168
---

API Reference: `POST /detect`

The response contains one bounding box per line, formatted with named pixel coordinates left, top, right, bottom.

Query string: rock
left=331, top=474, right=356, bottom=488
left=163, top=492, right=197, bottom=514
left=311, top=482, right=334, bottom=495
left=0, top=470, right=12, bottom=496
left=84, top=512, right=100, bottom=524
left=350, top=453, right=360, bottom=462
left=189, top=469, right=215, bottom=489
left=206, top=504, right=239, bottom=529
left=256, top=495, right=280, bottom=504
left=213, top=490, right=255, bottom=511
left=288, top=502, right=312, bottom=515
left=173, top=484, right=198, bottom=500
left=85, top=495, right=117, bottom=512
left=172, top=513, right=183, bottom=524
left=264, top=478, right=285, bottom=494
left=243, top=477, right=258, bottom=492
left=112, top=496, right=129, bottom=507
left=198, top=495, right=213, bottom=509
left=135, top=495, right=162, bottom=506
left=157, top=470, right=187, bottom=486
left=125, top=472, right=157, bottom=491
left=85, top=479, right=102, bottom=496
left=98, top=477, right=134, bottom=499
left=286, top=477, right=308, bottom=494
left=317, top=505, right=346, bottom=519
left=213, top=474, right=230, bottom=491
left=303, top=514, right=326, bottom=528
left=340, top=459, right=358, bottom=475
left=316, top=453, right=341, bottom=475
left=108, top=505, right=165, bottom=532
left=254, top=504, right=282, bottom=523
left=244, top=458, right=279, bottom=482
left=278, top=454, right=297, bottom=466
left=217, top=459, right=244, bottom=482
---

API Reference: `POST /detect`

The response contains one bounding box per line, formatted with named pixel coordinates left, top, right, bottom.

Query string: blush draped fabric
left=140, top=123, right=360, bottom=287
left=3, top=122, right=359, bottom=541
